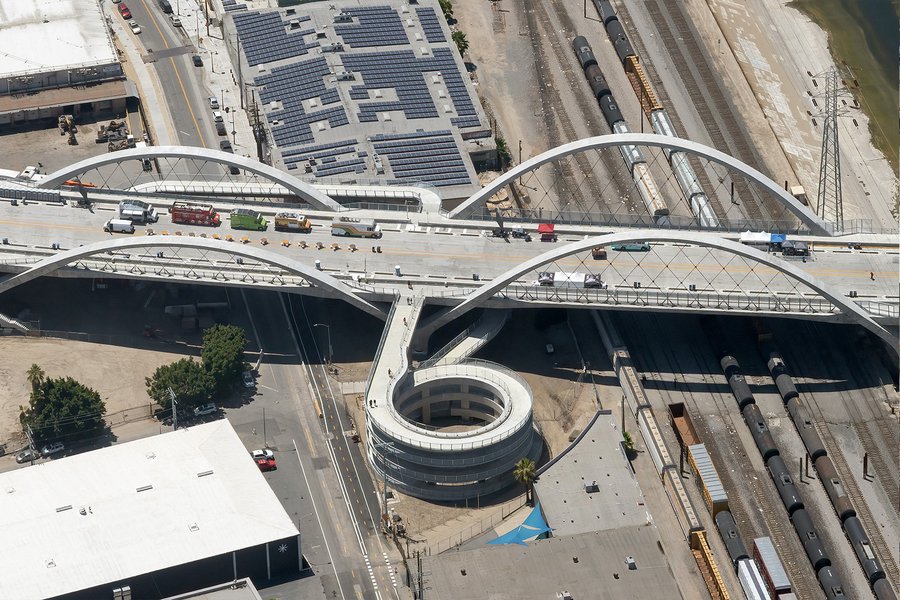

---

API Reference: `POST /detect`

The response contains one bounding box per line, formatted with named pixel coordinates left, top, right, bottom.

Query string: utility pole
left=168, top=387, right=178, bottom=431
left=814, top=67, right=852, bottom=232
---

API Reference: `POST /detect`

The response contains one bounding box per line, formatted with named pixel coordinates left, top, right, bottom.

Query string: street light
left=313, top=323, right=332, bottom=363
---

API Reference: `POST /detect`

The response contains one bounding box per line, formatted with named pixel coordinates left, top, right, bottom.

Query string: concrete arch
left=418, top=230, right=895, bottom=346
left=449, top=133, right=831, bottom=235
left=36, top=146, right=342, bottom=212
left=0, top=236, right=386, bottom=320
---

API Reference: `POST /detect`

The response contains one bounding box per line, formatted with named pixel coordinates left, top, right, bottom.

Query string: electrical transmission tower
left=815, top=67, right=852, bottom=232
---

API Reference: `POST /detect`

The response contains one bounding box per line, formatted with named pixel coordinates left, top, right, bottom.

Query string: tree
left=20, top=376, right=105, bottom=443
left=26, top=363, right=45, bottom=394
left=201, top=324, right=249, bottom=393
left=513, top=457, right=537, bottom=506
left=146, top=358, right=215, bottom=410
left=438, top=0, right=453, bottom=21
left=452, top=30, right=469, bottom=57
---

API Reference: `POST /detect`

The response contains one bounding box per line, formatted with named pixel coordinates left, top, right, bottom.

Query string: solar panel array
left=341, top=48, right=478, bottom=127
left=372, top=130, right=471, bottom=187
left=232, top=12, right=316, bottom=66
left=415, top=7, right=445, bottom=43
left=222, top=0, right=247, bottom=12
left=334, top=6, right=408, bottom=48
left=278, top=138, right=366, bottom=177
left=257, top=58, right=349, bottom=148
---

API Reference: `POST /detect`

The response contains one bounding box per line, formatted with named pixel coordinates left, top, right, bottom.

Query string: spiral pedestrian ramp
left=365, top=298, right=541, bottom=501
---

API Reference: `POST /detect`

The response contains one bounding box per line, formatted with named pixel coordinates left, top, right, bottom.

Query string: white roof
left=0, top=0, right=118, bottom=77
left=0, top=421, right=298, bottom=600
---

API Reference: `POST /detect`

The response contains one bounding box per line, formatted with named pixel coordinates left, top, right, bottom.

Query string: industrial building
left=0, top=420, right=301, bottom=600
left=0, top=0, right=132, bottom=127
left=223, top=0, right=495, bottom=202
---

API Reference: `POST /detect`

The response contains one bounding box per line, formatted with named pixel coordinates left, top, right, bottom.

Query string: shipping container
left=754, top=537, right=791, bottom=595
left=688, top=443, right=729, bottom=516
left=738, top=558, right=772, bottom=600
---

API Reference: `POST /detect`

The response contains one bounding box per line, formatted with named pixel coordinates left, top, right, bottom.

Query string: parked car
left=40, top=442, right=65, bottom=457
left=129, top=20, right=141, bottom=34
left=219, top=140, right=233, bottom=152
left=545, top=344, right=555, bottom=355
left=118, top=4, right=132, bottom=19
left=16, top=448, right=40, bottom=463
left=215, top=121, right=227, bottom=136
left=242, top=371, right=255, bottom=389
left=208, top=96, right=220, bottom=109
left=193, top=403, right=217, bottom=417
left=170, top=16, right=182, bottom=27
left=191, top=54, right=203, bottom=67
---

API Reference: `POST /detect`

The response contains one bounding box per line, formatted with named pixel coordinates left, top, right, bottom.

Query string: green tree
left=26, top=363, right=45, bottom=394
left=513, top=457, right=537, bottom=506
left=452, top=30, right=469, bottom=57
left=438, top=0, right=453, bottom=20
left=622, top=431, right=635, bottom=451
left=201, top=324, right=249, bottom=392
left=20, top=376, right=106, bottom=443
left=145, top=358, right=215, bottom=410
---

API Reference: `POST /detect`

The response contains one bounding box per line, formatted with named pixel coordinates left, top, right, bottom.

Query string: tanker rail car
left=572, top=36, right=670, bottom=222
left=759, top=339, right=894, bottom=599
left=590, top=0, right=721, bottom=229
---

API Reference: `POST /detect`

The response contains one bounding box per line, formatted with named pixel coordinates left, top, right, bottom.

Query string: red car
left=251, top=449, right=276, bottom=472
left=118, top=4, right=131, bottom=18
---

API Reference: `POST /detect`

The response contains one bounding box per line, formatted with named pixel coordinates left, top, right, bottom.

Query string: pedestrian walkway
left=421, top=309, right=510, bottom=368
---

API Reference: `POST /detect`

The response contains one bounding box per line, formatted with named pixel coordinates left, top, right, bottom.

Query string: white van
left=119, top=201, right=158, bottom=224
left=104, top=219, right=135, bottom=234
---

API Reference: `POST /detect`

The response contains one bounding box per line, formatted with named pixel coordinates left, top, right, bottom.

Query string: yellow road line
left=139, top=0, right=206, bottom=147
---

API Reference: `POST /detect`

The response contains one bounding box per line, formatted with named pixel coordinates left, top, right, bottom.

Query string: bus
left=229, top=209, right=267, bottom=231
left=331, top=217, right=382, bottom=238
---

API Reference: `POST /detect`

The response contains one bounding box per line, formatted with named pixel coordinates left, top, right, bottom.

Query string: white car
left=171, top=16, right=182, bottom=27
left=193, top=403, right=217, bottom=417
left=250, top=449, right=274, bottom=461
left=208, top=96, right=220, bottom=110
left=242, top=371, right=255, bottom=389
left=41, top=442, right=65, bottom=457
left=129, top=20, right=142, bottom=34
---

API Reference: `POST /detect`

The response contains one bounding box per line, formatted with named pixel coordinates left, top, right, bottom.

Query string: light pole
left=313, top=323, right=332, bottom=363
left=168, top=387, right=178, bottom=431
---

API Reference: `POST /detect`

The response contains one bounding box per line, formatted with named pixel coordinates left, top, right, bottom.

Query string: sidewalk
left=414, top=495, right=528, bottom=555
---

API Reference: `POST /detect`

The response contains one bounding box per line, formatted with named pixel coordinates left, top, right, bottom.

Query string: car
left=171, top=16, right=182, bottom=27
left=219, top=140, right=233, bottom=152
left=192, top=54, right=203, bottom=67
left=193, top=403, right=217, bottom=417
left=545, top=344, right=555, bottom=355
left=120, top=7, right=132, bottom=18
left=213, top=111, right=224, bottom=123
left=16, top=448, right=40, bottom=463
left=117, top=2, right=129, bottom=12
left=129, top=20, right=141, bottom=34
left=252, top=449, right=276, bottom=471
left=215, top=121, right=227, bottom=136
left=40, top=442, right=65, bottom=457
left=208, top=96, right=220, bottom=109
left=242, top=371, right=255, bottom=389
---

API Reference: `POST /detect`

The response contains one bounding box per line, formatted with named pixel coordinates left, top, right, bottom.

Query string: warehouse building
left=0, top=421, right=301, bottom=600
left=223, top=0, right=495, bottom=202
left=0, top=0, right=132, bottom=127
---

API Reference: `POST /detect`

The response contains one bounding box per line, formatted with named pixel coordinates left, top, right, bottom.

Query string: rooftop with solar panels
left=224, top=0, right=495, bottom=201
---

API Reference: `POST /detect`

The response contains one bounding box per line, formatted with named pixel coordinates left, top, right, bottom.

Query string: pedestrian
left=870, top=271, right=875, bottom=281
left=403, top=317, right=407, bottom=326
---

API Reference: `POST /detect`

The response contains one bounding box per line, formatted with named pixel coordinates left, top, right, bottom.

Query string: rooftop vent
left=136, top=485, right=153, bottom=493
left=584, top=481, right=599, bottom=493
left=197, top=470, right=214, bottom=478
left=55, top=505, right=73, bottom=513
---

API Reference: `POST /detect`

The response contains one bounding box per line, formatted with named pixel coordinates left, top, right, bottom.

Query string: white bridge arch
left=449, top=133, right=831, bottom=235
left=0, top=237, right=386, bottom=320
left=36, top=146, right=343, bottom=212
left=417, top=230, right=894, bottom=346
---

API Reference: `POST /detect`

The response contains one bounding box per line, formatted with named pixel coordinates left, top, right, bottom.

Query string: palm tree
left=451, top=30, right=469, bottom=57
left=513, top=457, right=537, bottom=506
left=26, top=364, right=45, bottom=395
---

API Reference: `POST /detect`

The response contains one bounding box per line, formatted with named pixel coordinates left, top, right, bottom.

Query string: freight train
left=572, top=36, right=670, bottom=223
left=758, top=337, right=895, bottom=600
left=590, top=0, right=722, bottom=229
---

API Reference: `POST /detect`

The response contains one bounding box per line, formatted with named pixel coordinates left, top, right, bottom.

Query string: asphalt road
left=226, top=287, right=399, bottom=600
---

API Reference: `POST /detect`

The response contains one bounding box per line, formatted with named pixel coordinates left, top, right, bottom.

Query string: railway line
left=521, top=1, right=638, bottom=217
left=621, top=313, right=822, bottom=598
left=782, top=322, right=900, bottom=591
left=622, top=0, right=777, bottom=226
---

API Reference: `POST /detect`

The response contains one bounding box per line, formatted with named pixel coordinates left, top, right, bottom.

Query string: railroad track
left=624, top=313, right=819, bottom=599
left=784, top=322, right=900, bottom=592
left=612, top=4, right=728, bottom=225
left=628, top=0, right=778, bottom=226
left=522, top=0, right=641, bottom=218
